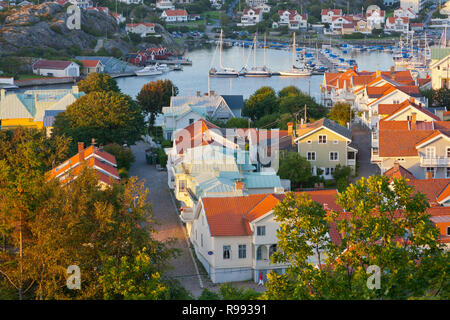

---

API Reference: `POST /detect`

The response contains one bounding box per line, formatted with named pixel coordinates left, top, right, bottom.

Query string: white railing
left=371, top=148, right=381, bottom=162
left=371, top=131, right=379, bottom=148
left=420, top=157, right=450, bottom=167
left=347, top=159, right=356, bottom=166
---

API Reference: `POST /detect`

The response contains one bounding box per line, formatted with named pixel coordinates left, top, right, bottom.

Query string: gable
left=384, top=105, right=438, bottom=122
left=297, top=126, right=350, bottom=143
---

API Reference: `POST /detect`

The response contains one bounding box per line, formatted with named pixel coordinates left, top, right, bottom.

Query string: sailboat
left=279, top=33, right=311, bottom=76
left=240, top=34, right=272, bottom=77
left=209, top=29, right=239, bottom=77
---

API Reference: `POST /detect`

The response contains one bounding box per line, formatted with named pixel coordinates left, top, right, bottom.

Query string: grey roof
left=75, top=56, right=137, bottom=73
left=221, top=95, right=244, bottom=111
left=322, top=118, right=352, bottom=140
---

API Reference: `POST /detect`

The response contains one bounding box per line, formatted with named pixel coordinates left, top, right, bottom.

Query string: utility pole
left=304, top=104, right=307, bottom=123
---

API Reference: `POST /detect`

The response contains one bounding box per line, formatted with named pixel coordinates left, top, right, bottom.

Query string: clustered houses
left=366, top=5, right=386, bottom=29
left=125, top=47, right=170, bottom=65
left=321, top=9, right=342, bottom=24
left=385, top=16, right=409, bottom=33
left=322, top=6, right=384, bottom=35
left=372, top=114, right=450, bottom=179
left=79, top=59, right=104, bottom=75
left=239, top=8, right=262, bottom=26
left=125, top=23, right=156, bottom=37
left=160, top=9, right=188, bottom=22
left=161, top=91, right=243, bottom=140
left=278, top=10, right=308, bottom=30
left=156, top=0, right=175, bottom=10
left=47, top=141, right=120, bottom=188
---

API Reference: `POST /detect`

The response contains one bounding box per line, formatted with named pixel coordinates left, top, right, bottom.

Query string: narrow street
left=351, top=123, right=380, bottom=181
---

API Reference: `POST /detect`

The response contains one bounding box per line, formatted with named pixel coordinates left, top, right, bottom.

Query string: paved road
left=351, top=123, right=380, bottom=181
left=129, top=141, right=205, bottom=297
left=129, top=141, right=267, bottom=297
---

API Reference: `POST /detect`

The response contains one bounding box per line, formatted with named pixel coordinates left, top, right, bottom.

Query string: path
left=351, top=122, right=380, bottom=181
left=94, top=38, right=104, bottom=53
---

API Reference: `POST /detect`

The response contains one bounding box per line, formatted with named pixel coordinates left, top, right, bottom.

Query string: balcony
left=371, top=131, right=378, bottom=148
left=346, top=159, right=356, bottom=166
left=180, top=207, right=194, bottom=223
left=420, top=157, right=450, bottom=167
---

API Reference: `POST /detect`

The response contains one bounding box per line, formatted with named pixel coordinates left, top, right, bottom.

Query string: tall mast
left=292, top=32, right=296, bottom=68
left=253, top=34, right=257, bottom=68
left=219, top=29, right=223, bottom=69
left=264, top=33, right=267, bottom=67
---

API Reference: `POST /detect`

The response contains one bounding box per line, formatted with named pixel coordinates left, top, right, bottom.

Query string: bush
left=157, top=148, right=168, bottom=167
left=118, top=167, right=129, bottom=179
left=103, top=143, right=136, bottom=172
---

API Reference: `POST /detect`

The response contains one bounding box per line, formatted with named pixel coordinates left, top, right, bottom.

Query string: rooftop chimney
left=300, top=118, right=306, bottom=128
left=411, top=112, right=417, bottom=130
left=197, top=91, right=201, bottom=97
left=0, top=89, right=5, bottom=101
left=78, top=142, right=84, bottom=153
left=235, top=180, right=244, bottom=191
left=393, top=160, right=400, bottom=172
left=287, top=122, right=294, bottom=137
left=91, top=138, right=97, bottom=146
left=425, top=170, right=434, bottom=180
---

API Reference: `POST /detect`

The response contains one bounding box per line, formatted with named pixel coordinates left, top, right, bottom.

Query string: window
left=425, top=167, right=435, bottom=178
left=330, top=167, right=335, bottom=175
left=269, top=244, right=277, bottom=257
left=447, top=148, right=450, bottom=158
left=347, top=152, right=355, bottom=160
left=307, top=152, right=316, bottom=161
left=178, top=180, right=186, bottom=192
left=447, top=167, right=450, bottom=178
left=318, top=135, right=327, bottom=144
left=425, top=147, right=435, bottom=159
left=333, top=140, right=339, bottom=144
left=330, top=152, right=339, bottom=161
left=223, top=245, right=231, bottom=259
left=447, top=227, right=450, bottom=236
left=238, top=245, right=246, bottom=259
left=257, top=226, right=266, bottom=236
left=189, top=118, right=194, bottom=124
left=307, top=140, right=312, bottom=144
left=325, top=167, right=330, bottom=176
left=256, top=246, right=263, bottom=260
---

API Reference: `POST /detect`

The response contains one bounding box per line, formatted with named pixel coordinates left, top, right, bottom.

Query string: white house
left=385, top=16, right=409, bottom=33
left=321, top=9, right=342, bottom=24
left=366, top=5, right=386, bottom=29
left=111, top=12, right=126, bottom=24
left=246, top=0, right=267, bottom=7
left=287, top=13, right=308, bottom=30
left=331, top=15, right=353, bottom=33
left=32, top=60, right=80, bottom=77
left=394, top=7, right=417, bottom=19
left=429, top=48, right=450, bottom=90
left=186, top=191, right=342, bottom=283
left=156, top=0, right=175, bottom=10
left=278, top=10, right=298, bottom=25
left=161, top=9, right=188, bottom=22
left=240, top=8, right=262, bottom=26
left=383, top=0, right=399, bottom=6
left=117, top=0, right=142, bottom=4
left=125, top=23, right=156, bottom=37
left=255, top=3, right=270, bottom=13
left=86, top=6, right=109, bottom=15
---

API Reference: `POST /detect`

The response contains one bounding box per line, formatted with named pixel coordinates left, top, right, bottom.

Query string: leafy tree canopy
left=77, top=73, right=121, bottom=94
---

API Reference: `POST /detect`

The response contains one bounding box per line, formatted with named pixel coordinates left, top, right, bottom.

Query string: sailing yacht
left=279, top=33, right=311, bottom=76
left=209, top=30, right=239, bottom=77
left=240, top=34, right=272, bottom=77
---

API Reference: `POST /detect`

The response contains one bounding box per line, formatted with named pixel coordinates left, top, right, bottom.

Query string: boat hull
left=279, top=70, right=311, bottom=76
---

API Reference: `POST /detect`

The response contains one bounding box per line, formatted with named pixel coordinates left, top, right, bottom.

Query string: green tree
left=53, top=91, right=146, bottom=150
left=77, top=73, right=121, bottom=94
left=328, top=102, right=354, bottom=127
left=278, top=87, right=327, bottom=121
left=263, top=175, right=449, bottom=299
left=103, top=143, right=136, bottom=172
left=137, top=80, right=179, bottom=130
left=225, top=117, right=249, bottom=128
left=277, top=151, right=312, bottom=189
left=242, top=87, right=278, bottom=121
left=332, top=164, right=352, bottom=192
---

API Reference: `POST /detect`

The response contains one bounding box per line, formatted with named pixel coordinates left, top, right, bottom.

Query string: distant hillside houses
left=117, top=0, right=142, bottom=4
left=125, top=22, right=156, bottom=37
left=239, top=8, right=262, bottom=26
left=161, top=9, right=188, bottom=22
left=156, top=0, right=175, bottom=10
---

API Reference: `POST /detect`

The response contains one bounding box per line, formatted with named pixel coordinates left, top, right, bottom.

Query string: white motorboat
left=134, top=65, right=163, bottom=76
left=156, top=63, right=170, bottom=72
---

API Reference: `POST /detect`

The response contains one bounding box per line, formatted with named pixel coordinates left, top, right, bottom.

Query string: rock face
left=0, top=3, right=121, bottom=55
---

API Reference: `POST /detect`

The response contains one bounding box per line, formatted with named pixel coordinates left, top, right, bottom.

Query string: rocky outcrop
left=0, top=3, right=121, bottom=55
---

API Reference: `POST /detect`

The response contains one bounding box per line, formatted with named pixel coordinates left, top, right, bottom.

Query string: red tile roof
left=174, top=119, right=219, bottom=154
left=80, top=59, right=101, bottom=68
left=408, top=179, right=450, bottom=205
left=126, top=23, right=155, bottom=28
left=202, top=190, right=341, bottom=237
left=33, top=60, right=75, bottom=70
left=321, top=9, right=342, bottom=16
left=163, top=9, right=188, bottom=16
left=383, top=163, right=416, bottom=180
left=379, top=99, right=440, bottom=121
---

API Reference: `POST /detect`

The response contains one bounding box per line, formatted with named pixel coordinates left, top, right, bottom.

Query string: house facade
left=156, top=0, right=175, bottom=10
left=366, top=6, right=386, bottom=29
left=292, top=118, right=358, bottom=179
left=385, top=16, right=409, bottom=33
left=32, top=60, right=80, bottom=77
left=429, top=48, right=450, bottom=90
left=79, top=59, right=104, bottom=75
left=240, top=8, right=262, bottom=26
left=125, top=23, right=156, bottom=37
left=321, top=9, right=342, bottom=24
left=161, top=9, right=188, bottom=22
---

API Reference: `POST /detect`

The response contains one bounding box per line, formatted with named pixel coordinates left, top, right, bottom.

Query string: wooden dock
left=147, top=59, right=192, bottom=65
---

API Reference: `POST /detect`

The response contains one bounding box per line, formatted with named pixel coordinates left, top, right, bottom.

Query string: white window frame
left=425, top=146, right=436, bottom=159
left=307, top=151, right=316, bottom=161
left=223, top=245, right=231, bottom=259
left=318, top=135, right=327, bottom=144
left=447, top=167, right=450, bottom=178
left=257, top=225, right=266, bottom=236
left=329, top=152, right=339, bottom=161
left=238, top=244, right=246, bottom=259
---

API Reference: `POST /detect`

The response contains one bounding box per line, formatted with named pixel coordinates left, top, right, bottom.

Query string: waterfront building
left=366, top=5, right=386, bottom=29
left=384, top=16, right=409, bottom=33
left=372, top=117, right=450, bottom=179
left=0, top=86, right=83, bottom=131
left=321, top=9, right=342, bottom=24
left=330, top=15, right=353, bottom=33
left=125, top=22, right=156, bottom=37
left=117, top=0, right=142, bottom=4
left=161, top=9, right=188, bottom=22
left=111, top=12, right=126, bottom=24
left=246, top=0, right=267, bottom=7
left=162, top=92, right=243, bottom=140
left=32, top=60, right=80, bottom=78
left=79, top=59, right=104, bottom=75
left=68, top=0, right=93, bottom=9
left=239, top=8, right=262, bottom=26
left=383, top=0, right=399, bottom=6
left=393, top=7, right=417, bottom=19
left=354, top=19, right=372, bottom=34
left=47, top=141, right=120, bottom=188
left=429, top=48, right=450, bottom=90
